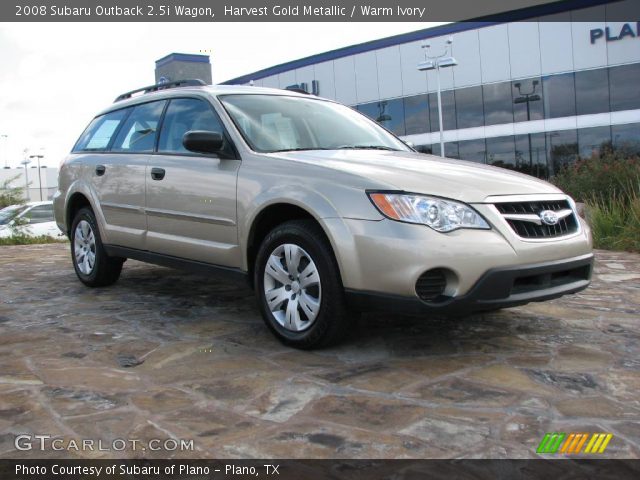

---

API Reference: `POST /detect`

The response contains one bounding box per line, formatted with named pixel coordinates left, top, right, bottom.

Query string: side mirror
left=183, top=130, right=224, bottom=155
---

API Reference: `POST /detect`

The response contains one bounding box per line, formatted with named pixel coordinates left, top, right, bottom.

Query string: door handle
left=95, top=165, right=106, bottom=176
left=150, top=167, right=166, bottom=181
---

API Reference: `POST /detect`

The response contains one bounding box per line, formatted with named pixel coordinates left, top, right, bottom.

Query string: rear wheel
left=70, top=207, right=123, bottom=287
left=255, top=220, right=351, bottom=349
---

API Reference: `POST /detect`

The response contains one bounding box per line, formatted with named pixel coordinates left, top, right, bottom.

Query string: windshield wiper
left=269, top=147, right=333, bottom=153
left=336, top=145, right=400, bottom=151
left=269, top=145, right=401, bottom=153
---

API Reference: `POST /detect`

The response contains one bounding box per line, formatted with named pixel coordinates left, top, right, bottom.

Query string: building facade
left=155, top=53, right=212, bottom=85
left=223, top=0, right=639, bottom=178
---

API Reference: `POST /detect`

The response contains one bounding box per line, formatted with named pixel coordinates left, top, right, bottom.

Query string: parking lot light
left=418, top=37, right=458, bottom=158
left=29, top=154, right=45, bottom=201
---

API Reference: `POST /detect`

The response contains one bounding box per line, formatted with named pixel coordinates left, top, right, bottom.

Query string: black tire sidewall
left=255, top=221, right=344, bottom=347
left=70, top=207, right=106, bottom=285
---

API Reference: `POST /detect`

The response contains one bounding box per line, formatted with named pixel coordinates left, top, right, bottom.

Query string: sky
left=0, top=22, right=442, bottom=168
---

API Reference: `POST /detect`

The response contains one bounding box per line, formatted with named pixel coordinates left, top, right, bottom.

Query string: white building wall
left=399, top=41, right=428, bottom=96
left=295, top=65, right=315, bottom=90
left=538, top=16, right=575, bottom=74
left=235, top=9, right=639, bottom=148
left=451, top=29, right=482, bottom=88
left=508, top=22, right=542, bottom=79
left=605, top=21, right=640, bottom=65
left=245, top=13, right=637, bottom=102
left=261, top=75, right=279, bottom=89
left=277, top=70, right=296, bottom=89
left=333, top=56, right=357, bottom=105
left=571, top=6, right=608, bottom=69
left=313, top=61, right=336, bottom=100
left=354, top=52, right=379, bottom=103
left=479, top=24, right=512, bottom=83
left=376, top=46, right=403, bottom=99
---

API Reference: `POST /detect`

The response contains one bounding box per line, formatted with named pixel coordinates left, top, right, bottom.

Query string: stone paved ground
left=0, top=244, right=639, bottom=459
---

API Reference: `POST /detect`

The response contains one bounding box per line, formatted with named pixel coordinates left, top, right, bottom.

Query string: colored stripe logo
left=537, top=432, right=613, bottom=454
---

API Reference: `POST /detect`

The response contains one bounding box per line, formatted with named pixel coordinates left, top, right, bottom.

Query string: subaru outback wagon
left=54, top=80, right=593, bottom=348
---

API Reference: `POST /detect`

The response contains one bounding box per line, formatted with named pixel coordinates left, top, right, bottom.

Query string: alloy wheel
left=74, top=220, right=96, bottom=275
left=263, top=243, right=322, bottom=332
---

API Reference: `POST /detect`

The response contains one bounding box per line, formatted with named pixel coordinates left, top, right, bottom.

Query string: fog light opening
left=415, top=268, right=453, bottom=302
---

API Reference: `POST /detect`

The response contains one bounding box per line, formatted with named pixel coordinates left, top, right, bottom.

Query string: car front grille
left=494, top=199, right=579, bottom=239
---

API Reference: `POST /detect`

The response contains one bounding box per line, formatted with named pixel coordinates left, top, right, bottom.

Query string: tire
left=70, top=207, right=124, bottom=287
left=255, top=219, right=351, bottom=349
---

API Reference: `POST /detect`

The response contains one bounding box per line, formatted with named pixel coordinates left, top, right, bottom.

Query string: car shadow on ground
left=94, top=261, right=566, bottom=359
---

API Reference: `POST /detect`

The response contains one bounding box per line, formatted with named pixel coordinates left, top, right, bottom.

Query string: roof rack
left=114, top=79, right=207, bottom=103
left=283, top=86, right=311, bottom=95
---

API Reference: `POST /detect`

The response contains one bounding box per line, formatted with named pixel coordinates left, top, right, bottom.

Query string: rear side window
left=158, top=98, right=225, bottom=154
left=111, top=101, right=166, bottom=152
left=73, top=109, right=129, bottom=152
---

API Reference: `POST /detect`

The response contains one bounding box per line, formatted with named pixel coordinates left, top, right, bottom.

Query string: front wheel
left=255, top=220, right=351, bottom=349
left=70, top=207, right=124, bottom=287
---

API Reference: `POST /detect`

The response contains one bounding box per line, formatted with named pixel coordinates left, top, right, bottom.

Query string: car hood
left=270, top=149, right=561, bottom=203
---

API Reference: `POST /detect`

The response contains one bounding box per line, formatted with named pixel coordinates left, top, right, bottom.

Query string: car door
left=145, top=97, right=241, bottom=267
left=99, top=100, right=167, bottom=250
left=73, top=108, right=138, bottom=247
left=22, top=203, right=61, bottom=237
left=75, top=101, right=165, bottom=250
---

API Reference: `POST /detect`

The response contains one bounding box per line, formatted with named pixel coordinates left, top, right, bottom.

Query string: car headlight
left=368, top=192, right=490, bottom=232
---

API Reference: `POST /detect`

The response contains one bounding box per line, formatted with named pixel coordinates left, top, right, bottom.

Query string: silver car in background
left=0, top=201, right=63, bottom=239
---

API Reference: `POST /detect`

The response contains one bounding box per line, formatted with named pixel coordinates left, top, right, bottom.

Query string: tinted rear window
left=73, top=109, right=130, bottom=152
left=111, top=101, right=166, bottom=152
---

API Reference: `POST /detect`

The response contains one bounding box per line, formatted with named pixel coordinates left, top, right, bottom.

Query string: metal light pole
left=0, top=134, right=8, bottom=169
left=29, top=154, right=44, bottom=201
left=418, top=37, right=457, bottom=158
left=513, top=81, right=540, bottom=175
left=548, top=132, right=560, bottom=177
left=20, top=157, right=31, bottom=200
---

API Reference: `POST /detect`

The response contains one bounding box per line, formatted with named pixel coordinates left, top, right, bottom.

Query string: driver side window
left=111, top=100, right=166, bottom=152
left=158, top=98, right=226, bottom=154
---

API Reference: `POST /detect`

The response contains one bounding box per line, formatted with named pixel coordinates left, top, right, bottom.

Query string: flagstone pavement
left=0, top=244, right=638, bottom=459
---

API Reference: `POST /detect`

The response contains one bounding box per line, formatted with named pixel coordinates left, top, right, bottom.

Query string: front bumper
left=346, top=253, right=594, bottom=315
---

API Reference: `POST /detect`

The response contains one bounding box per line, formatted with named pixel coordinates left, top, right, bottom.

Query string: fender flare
left=240, top=185, right=347, bottom=272
left=63, top=180, right=109, bottom=242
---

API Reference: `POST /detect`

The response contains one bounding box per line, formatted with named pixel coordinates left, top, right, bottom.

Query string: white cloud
left=0, top=21, right=441, bottom=167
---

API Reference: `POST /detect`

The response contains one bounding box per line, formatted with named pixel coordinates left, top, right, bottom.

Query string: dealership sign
left=590, top=23, right=639, bottom=44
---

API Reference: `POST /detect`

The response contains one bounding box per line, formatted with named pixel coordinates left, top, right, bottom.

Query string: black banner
left=2, top=0, right=639, bottom=22
left=2, top=459, right=640, bottom=480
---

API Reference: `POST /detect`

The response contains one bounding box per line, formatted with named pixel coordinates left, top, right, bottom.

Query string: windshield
left=0, top=205, right=27, bottom=225
left=219, top=94, right=411, bottom=153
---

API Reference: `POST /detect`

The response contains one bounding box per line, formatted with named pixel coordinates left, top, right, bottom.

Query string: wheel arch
left=245, top=202, right=344, bottom=289
left=66, top=193, right=92, bottom=235
left=63, top=181, right=104, bottom=239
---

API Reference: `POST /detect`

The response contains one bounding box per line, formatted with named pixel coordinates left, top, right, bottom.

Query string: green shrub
left=0, top=234, right=67, bottom=246
left=585, top=191, right=640, bottom=252
left=551, top=150, right=640, bottom=204
left=0, top=175, right=26, bottom=209
left=551, top=151, right=640, bottom=253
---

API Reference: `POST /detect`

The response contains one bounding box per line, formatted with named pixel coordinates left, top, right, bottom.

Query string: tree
left=0, top=175, right=26, bottom=209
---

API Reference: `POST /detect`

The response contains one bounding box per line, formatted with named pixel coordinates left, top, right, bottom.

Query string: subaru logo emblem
left=540, top=210, right=559, bottom=225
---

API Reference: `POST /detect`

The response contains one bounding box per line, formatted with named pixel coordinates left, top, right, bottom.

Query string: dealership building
left=223, top=0, right=639, bottom=178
